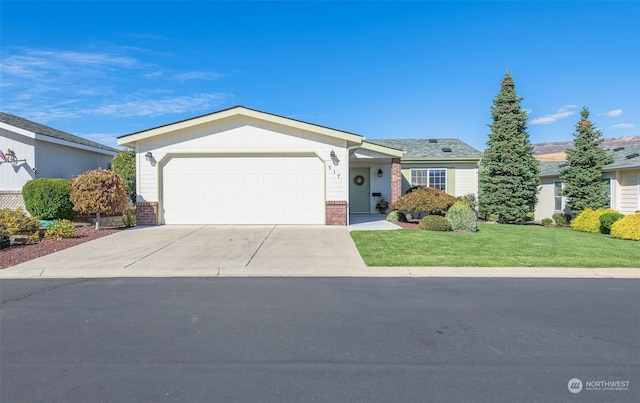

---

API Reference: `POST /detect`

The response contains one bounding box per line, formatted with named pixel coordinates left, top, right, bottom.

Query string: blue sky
left=1, top=1, right=639, bottom=151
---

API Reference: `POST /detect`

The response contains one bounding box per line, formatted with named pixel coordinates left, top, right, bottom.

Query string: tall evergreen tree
left=479, top=71, right=540, bottom=223
left=559, top=107, right=613, bottom=212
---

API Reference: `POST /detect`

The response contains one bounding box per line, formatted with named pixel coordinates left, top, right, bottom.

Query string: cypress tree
left=479, top=71, right=540, bottom=223
left=559, top=107, right=613, bottom=212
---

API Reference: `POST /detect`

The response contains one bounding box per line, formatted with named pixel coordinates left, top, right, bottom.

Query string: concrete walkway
left=0, top=224, right=637, bottom=279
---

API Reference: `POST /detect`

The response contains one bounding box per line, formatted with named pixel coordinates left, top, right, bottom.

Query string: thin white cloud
left=174, top=71, right=225, bottom=82
left=611, top=123, right=634, bottom=129
left=606, top=109, right=623, bottom=117
left=90, top=93, right=230, bottom=118
left=530, top=105, right=578, bottom=125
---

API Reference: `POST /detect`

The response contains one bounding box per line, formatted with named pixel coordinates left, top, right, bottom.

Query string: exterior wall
left=1, top=127, right=36, bottom=191
left=616, top=169, right=640, bottom=214
left=136, top=115, right=349, bottom=206
left=535, top=177, right=566, bottom=221
left=136, top=201, right=158, bottom=225
left=391, top=158, right=401, bottom=204
left=535, top=169, right=640, bottom=221
left=326, top=201, right=347, bottom=225
left=35, top=140, right=113, bottom=179
left=2, top=128, right=113, bottom=210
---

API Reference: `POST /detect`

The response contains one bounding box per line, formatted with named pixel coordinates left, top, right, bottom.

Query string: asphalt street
left=1, top=278, right=638, bottom=402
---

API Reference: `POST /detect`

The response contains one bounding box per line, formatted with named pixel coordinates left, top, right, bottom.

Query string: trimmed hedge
left=419, top=215, right=452, bottom=231
left=552, top=212, right=572, bottom=227
left=22, top=178, right=75, bottom=220
left=599, top=212, right=624, bottom=235
left=571, top=208, right=616, bottom=233
left=445, top=200, right=477, bottom=232
left=385, top=211, right=408, bottom=223
left=610, top=213, right=640, bottom=241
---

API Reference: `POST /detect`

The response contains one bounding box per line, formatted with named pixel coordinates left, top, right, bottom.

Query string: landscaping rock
left=9, top=235, right=29, bottom=246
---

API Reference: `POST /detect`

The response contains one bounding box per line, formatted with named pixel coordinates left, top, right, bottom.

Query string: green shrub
left=122, top=207, right=136, bottom=227
left=541, top=218, right=553, bottom=226
left=445, top=200, right=477, bottom=232
left=22, top=178, right=75, bottom=220
left=111, top=150, right=136, bottom=203
left=385, top=211, right=407, bottom=223
left=456, top=193, right=477, bottom=211
left=571, top=208, right=616, bottom=233
left=418, top=215, right=452, bottom=231
left=552, top=212, right=572, bottom=227
left=45, top=219, right=76, bottom=239
left=599, top=212, right=624, bottom=235
left=0, top=225, right=9, bottom=248
left=0, top=208, right=41, bottom=243
left=393, top=187, right=457, bottom=216
left=610, top=213, right=640, bottom=241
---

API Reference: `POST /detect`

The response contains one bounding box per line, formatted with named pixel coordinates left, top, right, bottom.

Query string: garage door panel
left=162, top=156, right=324, bottom=224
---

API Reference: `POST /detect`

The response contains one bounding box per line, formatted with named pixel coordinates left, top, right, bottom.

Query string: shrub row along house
left=116, top=106, right=482, bottom=225
left=0, top=112, right=118, bottom=210
left=535, top=144, right=640, bottom=221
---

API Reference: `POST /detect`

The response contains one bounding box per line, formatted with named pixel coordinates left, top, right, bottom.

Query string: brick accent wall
left=391, top=158, right=402, bottom=204
left=136, top=201, right=158, bottom=225
left=326, top=201, right=347, bottom=225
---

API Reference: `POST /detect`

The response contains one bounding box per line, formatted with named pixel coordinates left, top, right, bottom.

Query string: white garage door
left=162, top=155, right=325, bottom=224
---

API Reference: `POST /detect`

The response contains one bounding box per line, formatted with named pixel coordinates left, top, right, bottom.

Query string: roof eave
left=117, top=106, right=364, bottom=146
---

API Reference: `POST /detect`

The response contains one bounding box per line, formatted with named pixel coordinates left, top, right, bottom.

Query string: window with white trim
left=553, top=182, right=564, bottom=211
left=411, top=169, right=447, bottom=191
left=602, top=178, right=612, bottom=208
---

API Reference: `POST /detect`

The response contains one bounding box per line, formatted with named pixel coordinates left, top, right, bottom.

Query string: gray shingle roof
left=367, top=138, right=483, bottom=160
left=538, top=144, right=640, bottom=177
left=0, top=112, right=119, bottom=153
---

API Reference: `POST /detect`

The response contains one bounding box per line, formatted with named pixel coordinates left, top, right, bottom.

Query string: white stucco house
left=0, top=112, right=118, bottom=210
left=117, top=106, right=482, bottom=225
left=535, top=144, right=640, bottom=221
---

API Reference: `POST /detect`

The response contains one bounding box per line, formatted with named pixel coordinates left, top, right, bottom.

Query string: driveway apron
left=0, top=225, right=366, bottom=278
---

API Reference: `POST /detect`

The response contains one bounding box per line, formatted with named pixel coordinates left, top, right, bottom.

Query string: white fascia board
left=0, top=122, right=36, bottom=138
left=117, top=106, right=365, bottom=147
left=360, top=141, right=404, bottom=157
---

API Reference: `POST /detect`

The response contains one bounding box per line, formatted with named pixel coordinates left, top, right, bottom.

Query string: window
left=554, top=182, right=563, bottom=211
left=602, top=178, right=612, bottom=208
left=411, top=169, right=446, bottom=191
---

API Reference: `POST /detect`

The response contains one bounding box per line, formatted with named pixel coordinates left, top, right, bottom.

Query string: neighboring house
left=535, top=144, right=640, bottom=221
left=0, top=112, right=119, bottom=210
left=117, top=106, right=482, bottom=226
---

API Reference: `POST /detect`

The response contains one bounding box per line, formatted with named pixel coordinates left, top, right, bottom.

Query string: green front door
left=349, top=168, right=370, bottom=213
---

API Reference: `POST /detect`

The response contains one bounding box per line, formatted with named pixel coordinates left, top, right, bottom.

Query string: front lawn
left=350, top=223, right=640, bottom=267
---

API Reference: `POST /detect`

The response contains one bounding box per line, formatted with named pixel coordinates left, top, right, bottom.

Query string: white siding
left=535, top=178, right=561, bottom=221
left=1, top=128, right=36, bottom=191
left=136, top=115, right=349, bottom=205
left=618, top=169, right=640, bottom=214
left=453, top=163, right=479, bottom=197
left=35, top=140, right=113, bottom=179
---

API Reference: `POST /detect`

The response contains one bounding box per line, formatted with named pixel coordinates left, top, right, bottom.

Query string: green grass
left=350, top=223, right=640, bottom=267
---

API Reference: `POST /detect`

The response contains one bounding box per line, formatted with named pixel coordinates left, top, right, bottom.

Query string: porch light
left=330, top=149, right=336, bottom=158
left=145, top=152, right=153, bottom=161
left=377, top=168, right=383, bottom=178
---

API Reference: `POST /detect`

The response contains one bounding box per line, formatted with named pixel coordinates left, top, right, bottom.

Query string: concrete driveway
left=0, top=225, right=366, bottom=278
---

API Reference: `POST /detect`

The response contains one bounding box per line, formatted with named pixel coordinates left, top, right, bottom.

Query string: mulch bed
left=0, top=224, right=124, bottom=270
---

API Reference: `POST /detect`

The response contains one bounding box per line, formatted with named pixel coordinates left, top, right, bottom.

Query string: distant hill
left=535, top=136, right=640, bottom=161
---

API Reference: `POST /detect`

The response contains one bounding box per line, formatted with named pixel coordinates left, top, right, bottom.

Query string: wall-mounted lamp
left=6, top=149, right=16, bottom=160
left=377, top=168, right=383, bottom=178
left=330, top=150, right=336, bottom=158
left=145, top=152, right=153, bottom=161
left=32, top=167, right=38, bottom=174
